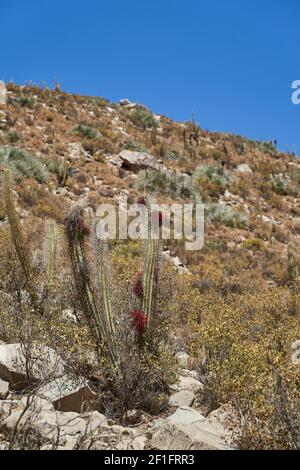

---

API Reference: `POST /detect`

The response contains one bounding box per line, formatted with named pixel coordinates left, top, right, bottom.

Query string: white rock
left=68, top=142, right=92, bottom=161
left=129, top=435, right=147, bottom=450
left=37, top=375, right=98, bottom=413
left=148, top=406, right=234, bottom=450
left=0, top=343, right=65, bottom=391
left=19, top=395, right=55, bottom=412
left=119, top=150, right=167, bottom=173
left=0, top=81, right=6, bottom=105
left=171, top=375, right=203, bottom=394
left=292, top=340, right=300, bottom=365
left=175, top=351, right=190, bottom=369
left=0, top=378, right=9, bottom=399
left=236, top=163, right=252, bottom=174
left=169, top=390, right=195, bottom=407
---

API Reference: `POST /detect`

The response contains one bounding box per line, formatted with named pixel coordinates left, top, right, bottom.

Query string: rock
left=171, top=374, right=203, bottom=394
left=120, top=98, right=131, bottom=106
left=147, top=406, right=234, bottom=450
left=119, top=150, right=167, bottom=173
left=205, top=404, right=238, bottom=440
left=0, top=81, right=6, bottom=105
left=172, top=256, right=183, bottom=267
left=175, top=351, right=197, bottom=370
left=120, top=98, right=137, bottom=109
left=175, top=351, right=190, bottom=369
left=292, top=340, right=300, bottom=365
left=236, top=163, right=252, bottom=174
left=80, top=424, right=136, bottom=450
left=169, top=390, right=195, bottom=408
left=37, top=375, right=98, bottom=413
left=62, top=309, right=78, bottom=324
left=129, top=435, right=147, bottom=450
left=0, top=379, right=9, bottom=399
left=99, top=185, right=114, bottom=197
left=68, top=142, right=92, bottom=161
left=56, top=410, right=107, bottom=435
left=0, top=343, right=65, bottom=391
left=1, top=394, right=107, bottom=446
left=124, top=409, right=141, bottom=426
left=19, top=395, right=55, bottom=412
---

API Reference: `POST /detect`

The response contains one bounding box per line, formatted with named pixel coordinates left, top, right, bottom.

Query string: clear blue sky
left=1, top=0, right=300, bottom=154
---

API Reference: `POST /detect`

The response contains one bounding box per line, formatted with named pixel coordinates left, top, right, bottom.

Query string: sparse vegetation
left=125, top=105, right=158, bottom=130
left=0, top=146, right=48, bottom=182
left=0, top=83, right=299, bottom=451
left=71, top=123, right=102, bottom=139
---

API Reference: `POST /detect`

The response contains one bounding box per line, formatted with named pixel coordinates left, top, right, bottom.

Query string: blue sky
left=1, top=0, right=300, bottom=154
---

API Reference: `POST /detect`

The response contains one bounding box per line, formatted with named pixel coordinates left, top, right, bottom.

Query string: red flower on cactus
left=64, top=207, right=90, bottom=238
left=137, top=196, right=146, bottom=206
left=130, top=310, right=147, bottom=334
left=152, top=210, right=163, bottom=227
left=133, top=272, right=143, bottom=298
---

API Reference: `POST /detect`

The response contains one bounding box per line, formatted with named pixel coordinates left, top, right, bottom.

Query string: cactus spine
left=3, top=168, right=40, bottom=312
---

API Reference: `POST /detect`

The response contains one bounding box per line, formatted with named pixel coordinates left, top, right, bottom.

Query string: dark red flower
left=137, top=196, right=146, bottom=206
left=130, top=310, right=147, bottom=334
left=152, top=210, right=163, bottom=227
left=133, top=272, right=143, bottom=298
left=64, top=208, right=90, bottom=239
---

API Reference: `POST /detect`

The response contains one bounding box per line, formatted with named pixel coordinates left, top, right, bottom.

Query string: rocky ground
left=0, top=343, right=236, bottom=450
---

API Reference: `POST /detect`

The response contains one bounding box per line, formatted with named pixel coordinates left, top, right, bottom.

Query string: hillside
left=0, top=83, right=299, bottom=450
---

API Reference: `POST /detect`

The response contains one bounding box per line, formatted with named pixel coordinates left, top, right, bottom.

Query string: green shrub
left=193, top=164, right=233, bottom=188
left=124, top=140, right=148, bottom=152
left=138, top=170, right=193, bottom=199
left=0, top=146, right=48, bottom=182
left=206, top=203, right=248, bottom=228
left=71, top=123, right=102, bottom=139
left=126, top=105, right=158, bottom=130
left=6, top=130, right=22, bottom=143
left=17, top=95, right=35, bottom=108
left=272, top=176, right=297, bottom=197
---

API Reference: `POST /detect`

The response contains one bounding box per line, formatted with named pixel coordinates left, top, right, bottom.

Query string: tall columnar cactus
left=287, top=234, right=298, bottom=282
left=46, top=219, right=58, bottom=289
left=64, top=205, right=118, bottom=367
left=142, top=196, right=162, bottom=330
left=3, top=167, right=41, bottom=313
left=52, top=151, right=68, bottom=187
left=93, top=237, right=115, bottom=340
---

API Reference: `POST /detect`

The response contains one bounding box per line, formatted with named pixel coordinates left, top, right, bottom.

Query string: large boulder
left=0, top=394, right=107, bottom=447
left=37, top=376, right=98, bottom=413
left=147, top=406, right=234, bottom=450
left=119, top=150, right=167, bottom=173
left=0, top=343, right=65, bottom=391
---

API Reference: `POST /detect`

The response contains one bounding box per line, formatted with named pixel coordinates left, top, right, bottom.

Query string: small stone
left=169, top=390, right=195, bottom=408
left=0, top=379, right=9, bottom=399
left=292, top=340, right=300, bottom=365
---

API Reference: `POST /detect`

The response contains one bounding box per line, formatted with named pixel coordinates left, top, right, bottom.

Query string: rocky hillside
left=0, top=83, right=299, bottom=450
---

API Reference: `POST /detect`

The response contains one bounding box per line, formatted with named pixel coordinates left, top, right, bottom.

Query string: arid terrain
left=0, top=83, right=299, bottom=450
